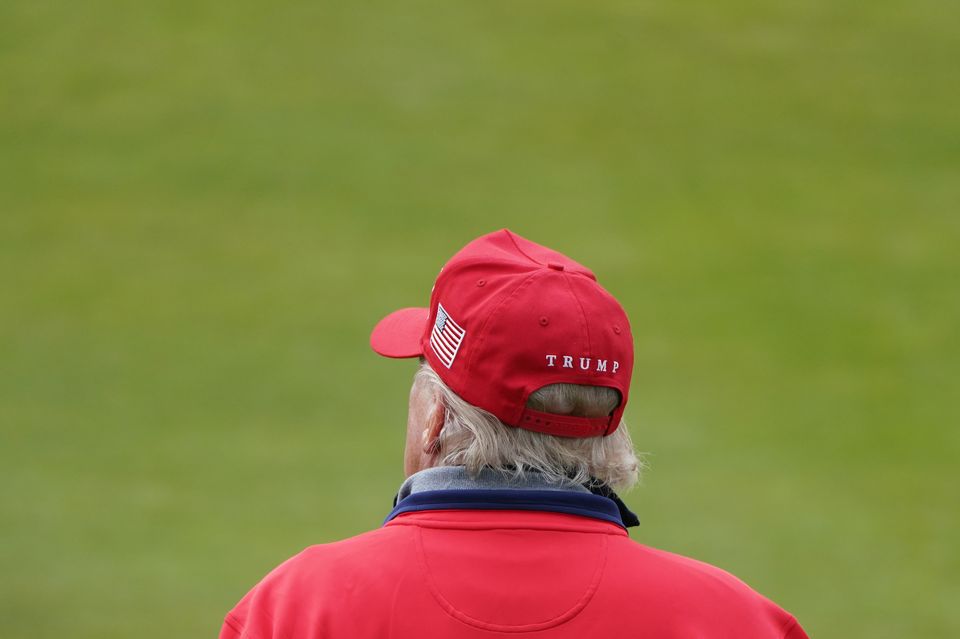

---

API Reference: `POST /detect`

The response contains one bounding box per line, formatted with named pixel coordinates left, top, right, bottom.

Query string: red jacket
left=221, top=488, right=808, bottom=638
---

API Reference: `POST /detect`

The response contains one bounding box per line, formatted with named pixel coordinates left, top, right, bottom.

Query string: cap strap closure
left=516, top=408, right=611, bottom=438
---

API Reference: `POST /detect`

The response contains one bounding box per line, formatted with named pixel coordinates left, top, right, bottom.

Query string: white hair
left=414, top=361, right=642, bottom=491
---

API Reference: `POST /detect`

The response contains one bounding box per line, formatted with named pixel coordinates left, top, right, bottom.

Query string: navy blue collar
left=385, top=488, right=635, bottom=529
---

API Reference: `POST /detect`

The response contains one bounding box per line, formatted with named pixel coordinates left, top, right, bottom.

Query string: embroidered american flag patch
left=430, top=303, right=466, bottom=368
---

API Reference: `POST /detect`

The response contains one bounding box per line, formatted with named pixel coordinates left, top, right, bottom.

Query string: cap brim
left=370, top=307, right=429, bottom=358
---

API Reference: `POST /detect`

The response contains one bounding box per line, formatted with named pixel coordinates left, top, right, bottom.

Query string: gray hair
left=414, top=361, right=641, bottom=491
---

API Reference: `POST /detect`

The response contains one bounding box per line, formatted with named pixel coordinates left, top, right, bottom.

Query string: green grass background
left=2, top=1, right=958, bottom=637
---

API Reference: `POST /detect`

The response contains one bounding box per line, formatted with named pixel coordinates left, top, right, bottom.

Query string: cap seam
left=440, top=254, right=536, bottom=273
left=503, top=229, right=544, bottom=265
left=561, top=272, right=592, bottom=358
left=464, top=270, right=543, bottom=389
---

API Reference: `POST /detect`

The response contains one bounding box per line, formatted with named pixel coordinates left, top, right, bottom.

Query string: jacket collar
left=386, top=466, right=639, bottom=529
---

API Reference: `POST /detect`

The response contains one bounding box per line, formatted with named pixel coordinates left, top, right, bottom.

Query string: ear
left=421, top=400, right=446, bottom=454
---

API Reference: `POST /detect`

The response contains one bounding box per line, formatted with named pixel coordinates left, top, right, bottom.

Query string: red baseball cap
left=370, top=229, right=633, bottom=437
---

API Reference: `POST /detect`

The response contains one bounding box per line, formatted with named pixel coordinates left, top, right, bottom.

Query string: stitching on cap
left=561, top=272, right=592, bottom=357
left=463, top=270, right=542, bottom=394
left=503, top=229, right=542, bottom=265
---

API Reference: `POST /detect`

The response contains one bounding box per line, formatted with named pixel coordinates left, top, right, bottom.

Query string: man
left=220, top=229, right=809, bottom=639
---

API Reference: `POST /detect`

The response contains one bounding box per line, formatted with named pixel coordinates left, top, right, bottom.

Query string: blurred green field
left=2, top=0, right=958, bottom=637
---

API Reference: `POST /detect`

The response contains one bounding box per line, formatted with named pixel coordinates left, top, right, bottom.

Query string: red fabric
left=369, top=229, right=634, bottom=437
left=221, top=510, right=808, bottom=639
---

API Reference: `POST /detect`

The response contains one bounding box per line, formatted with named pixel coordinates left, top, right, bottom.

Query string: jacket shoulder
left=221, top=527, right=417, bottom=639
left=266, top=525, right=416, bottom=590
left=603, top=537, right=804, bottom=636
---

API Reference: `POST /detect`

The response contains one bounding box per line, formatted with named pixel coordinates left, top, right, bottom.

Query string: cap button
left=547, top=262, right=565, bottom=271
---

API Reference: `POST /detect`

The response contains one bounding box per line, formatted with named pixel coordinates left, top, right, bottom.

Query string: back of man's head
left=413, top=360, right=640, bottom=490
left=372, top=229, right=639, bottom=487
